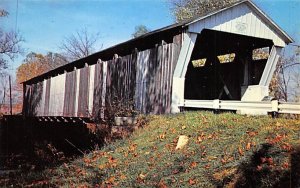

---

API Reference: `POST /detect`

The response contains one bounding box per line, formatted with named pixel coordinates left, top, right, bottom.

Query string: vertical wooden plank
left=74, top=69, right=80, bottom=117
left=136, top=51, right=140, bottom=111
left=144, top=49, right=151, bottom=114
left=48, top=77, right=53, bottom=116
left=40, top=79, right=46, bottom=116
left=164, top=44, right=170, bottom=113
left=25, top=85, right=32, bottom=116
left=159, top=44, right=164, bottom=114
left=155, top=45, right=162, bottom=114
left=63, top=73, right=69, bottom=116
left=92, top=60, right=102, bottom=119
left=139, top=51, right=143, bottom=112
left=77, top=66, right=90, bottom=117
left=104, top=60, right=111, bottom=118
left=63, top=71, right=76, bottom=117
left=57, top=73, right=66, bottom=116
left=44, top=78, right=51, bottom=116
left=166, top=44, right=173, bottom=113
left=88, top=65, right=95, bottom=116
left=135, top=51, right=141, bottom=112
left=101, top=61, right=107, bottom=119
left=70, top=71, right=77, bottom=116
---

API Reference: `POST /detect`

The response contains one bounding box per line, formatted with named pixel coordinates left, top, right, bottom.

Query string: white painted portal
left=187, top=2, right=289, bottom=47
left=171, top=33, right=197, bottom=113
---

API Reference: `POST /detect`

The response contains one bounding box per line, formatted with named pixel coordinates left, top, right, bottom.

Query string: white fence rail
left=183, top=99, right=300, bottom=115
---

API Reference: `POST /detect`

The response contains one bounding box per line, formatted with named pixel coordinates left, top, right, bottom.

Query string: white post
left=171, top=77, right=185, bottom=113
left=171, top=32, right=198, bottom=113
left=213, top=99, right=220, bottom=110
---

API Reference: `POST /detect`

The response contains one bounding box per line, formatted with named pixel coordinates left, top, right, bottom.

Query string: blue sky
left=0, top=0, right=299, bottom=72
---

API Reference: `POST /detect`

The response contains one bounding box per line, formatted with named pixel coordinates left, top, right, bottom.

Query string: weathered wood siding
left=92, top=60, right=104, bottom=119
left=23, top=82, right=44, bottom=116
left=105, top=54, right=137, bottom=115
left=63, top=71, right=77, bottom=116
left=135, top=43, right=180, bottom=114
left=77, top=66, right=90, bottom=117
left=88, top=65, right=96, bottom=115
left=44, top=79, right=51, bottom=116
left=24, top=42, right=181, bottom=117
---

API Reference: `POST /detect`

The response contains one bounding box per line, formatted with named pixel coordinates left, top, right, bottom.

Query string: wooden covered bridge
left=22, top=0, right=294, bottom=120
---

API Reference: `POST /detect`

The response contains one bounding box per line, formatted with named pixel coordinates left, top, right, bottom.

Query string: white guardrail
left=183, top=99, right=300, bottom=114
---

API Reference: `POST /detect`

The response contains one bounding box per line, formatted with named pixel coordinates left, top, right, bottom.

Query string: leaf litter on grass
left=2, top=112, right=300, bottom=187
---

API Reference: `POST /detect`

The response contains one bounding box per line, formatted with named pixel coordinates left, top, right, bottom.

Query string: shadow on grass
left=223, top=143, right=300, bottom=188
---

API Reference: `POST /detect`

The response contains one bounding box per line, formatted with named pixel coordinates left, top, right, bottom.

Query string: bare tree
left=270, top=47, right=300, bottom=102
left=0, top=74, right=8, bottom=110
left=290, top=69, right=300, bottom=102
left=0, top=10, right=24, bottom=72
left=132, top=25, right=151, bottom=38
left=0, top=9, right=9, bottom=17
left=60, top=28, right=100, bottom=62
left=44, top=52, right=68, bottom=70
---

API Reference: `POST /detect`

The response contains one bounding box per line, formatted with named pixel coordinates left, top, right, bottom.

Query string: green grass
left=2, top=112, right=300, bottom=187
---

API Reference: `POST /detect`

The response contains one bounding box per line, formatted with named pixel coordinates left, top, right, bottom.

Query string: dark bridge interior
left=184, top=29, right=273, bottom=100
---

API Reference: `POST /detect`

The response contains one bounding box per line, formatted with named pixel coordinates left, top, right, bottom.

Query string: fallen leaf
left=204, top=164, right=211, bottom=169
left=108, top=156, right=117, bottom=164
left=170, top=128, right=176, bottom=134
left=129, top=144, right=137, bottom=152
left=266, top=157, right=273, bottom=165
left=281, top=143, right=292, bottom=151
left=260, top=157, right=266, bottom=163
left=172, top=169, right=180, bottom=174
left=257, top=165, right=262, bottom=171
left=106, top=176, right=115, bottom=184
left=159, top=133, right=166, bottom=140
left=84, top=158, right=91, bottom=164
left=213, top=168, right=237, bottom=181
left=197, top=136, right=203, bottom=142
left=207, top=134, right=213, bottom=139
left=282, top=162, right=289, bottom=169
left=139, top=173, right=146, bottom=180
left=246, top=131, right=258, bottom=137
left=63, top=163, right=68, bottom=168
left=221, top=158, right=227, bottom=164
left=188, top=178, right=196, bottom=185
left=120, top=174, right=126, bottom=180
left=238, top=147, right=244, bottom=156
left=158, top=180, right=167, bottom=188
left=246, top=142, right=251, bottom=150
left=190, top=161, right=197, bottom=168
left=98, top=164, right=106, bottom=170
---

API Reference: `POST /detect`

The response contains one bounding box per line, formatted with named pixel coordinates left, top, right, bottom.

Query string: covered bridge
left=23, top=0, right=293, bottom=119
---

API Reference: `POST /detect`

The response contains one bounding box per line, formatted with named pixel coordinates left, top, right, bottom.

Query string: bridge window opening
left=192, top=58, right=207, bottom=67
left=217, top=53, right=236, bottom=64
left=252, top=47, right=270, bottom=60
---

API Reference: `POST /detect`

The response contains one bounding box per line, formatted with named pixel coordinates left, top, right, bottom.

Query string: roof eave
left=185, top=0, right=294, bottom=44
left=23, top=23, right=186, bottom=84
left=245, top=0, right=294, bottom=44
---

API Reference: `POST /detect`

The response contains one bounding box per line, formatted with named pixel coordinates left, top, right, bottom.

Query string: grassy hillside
left=1, top=112, right=300, bottom=187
